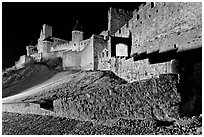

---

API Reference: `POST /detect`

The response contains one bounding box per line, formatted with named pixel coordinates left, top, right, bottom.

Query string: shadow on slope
left=9, top=71, right=182, bottom=125
left=2, top=70, right=202, bottom=130
left=2, top=63, right=61, bottom=98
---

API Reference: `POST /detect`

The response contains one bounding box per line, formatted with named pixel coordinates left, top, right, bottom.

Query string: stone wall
left=108, top=7, right=133, bottom=36
left=114, top=2, right=201, bottom=55
left=52, top=37, right=69, bottom=46
left=118, top=58, right=171, bottom=82
left=62, top=36, right=95, bottom=70
left=93, top=35, right=108, bottom=70
left=50, top=50, right=66, bottom=58
left=15, top=55, right=34, bottom=69
left=2, top=103, right=56, bottom=116
left=2, top=73, right=181, bottom=126
left=79, top=39, right=91, bottom=51
left=98, top=55, right=110, bottom=70
left=107, top=2, right=202, bottom=83
left=52, top=42, right=73, bottom=52
left=80, top=37, right=94, bottom=70
left=62, top=50, right=81, bottom=70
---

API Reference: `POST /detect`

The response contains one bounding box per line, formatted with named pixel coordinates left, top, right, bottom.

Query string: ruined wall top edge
left=110, top=7, right=133, bottom=16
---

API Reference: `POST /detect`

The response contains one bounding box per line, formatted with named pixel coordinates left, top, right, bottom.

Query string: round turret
left=72, top=20, right=83, bottom=42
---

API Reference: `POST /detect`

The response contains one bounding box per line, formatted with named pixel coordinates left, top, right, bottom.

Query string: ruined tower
left=72, top=20, right=83, bottom=42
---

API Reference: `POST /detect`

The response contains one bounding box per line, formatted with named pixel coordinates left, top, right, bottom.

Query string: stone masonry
left=25, top=2, right=201, bottom=86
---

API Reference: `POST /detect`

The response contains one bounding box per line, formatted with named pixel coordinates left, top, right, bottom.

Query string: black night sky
left=2, top=2, right=145, bottom=69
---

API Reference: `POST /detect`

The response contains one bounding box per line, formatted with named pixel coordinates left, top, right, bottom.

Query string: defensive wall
left=2, top=73, right=181, bottom=126
left=108, top=7, right=133, bottom=36
left=15, top=55, right=34, bottom=69
left=3, top=2, right=202, bottom=122
left=99, top=2, right=201, bottom=82
left=52, top=37, right=69, bottom=45
left=62, top=50, right=82, bottom=70
left=62, top=35, right=107, bottom=70
left=93, top=35, right=108, bottom=70
left=100, top=2, right=202, bottom=115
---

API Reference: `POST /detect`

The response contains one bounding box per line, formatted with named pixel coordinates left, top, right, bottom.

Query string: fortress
left=17, top=2, right=201, bottom=84
left=5, top=2, right=202, bottom=121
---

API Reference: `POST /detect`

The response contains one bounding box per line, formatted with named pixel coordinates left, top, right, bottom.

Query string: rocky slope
left=2, top=112, right=202, bottom=135
left=3, top=70, right=182, bottom=126
left=2, top=66, right=202, bottom=135
left=2, top=58, right=64, bottom=98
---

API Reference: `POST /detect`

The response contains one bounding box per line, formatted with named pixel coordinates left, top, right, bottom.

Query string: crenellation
left=119, top=8, right=125, bottom=13
left=108, top=7, right=133, bottom=36
left=139, top=3, right=145, bottom=11
left=23, top=3, right=201, bottom=84
left=9, top=3, right=201, bottom=121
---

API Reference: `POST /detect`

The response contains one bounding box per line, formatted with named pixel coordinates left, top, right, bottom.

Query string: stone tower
left=40, top=24, right=52, bottom=40
left=37, top=24, right=53, bottom=60
left=72, top=20, right=83, bottom=42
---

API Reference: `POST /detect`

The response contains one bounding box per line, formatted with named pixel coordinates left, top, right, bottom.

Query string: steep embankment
left=2, top=57, right=75, bottom=98
left=2, top=70, right=202, bottom=135
left=2, top=64, right=60, bottom=98
left=3, top=70, right=182, bottom=127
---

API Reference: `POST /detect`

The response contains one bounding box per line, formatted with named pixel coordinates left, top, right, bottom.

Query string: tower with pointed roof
left=72, top=20, right=83, bottom=42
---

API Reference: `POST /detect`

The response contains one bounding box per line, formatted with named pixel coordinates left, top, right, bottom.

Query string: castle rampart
left=62, top=35, right=107, bottom=71
left=108, top=7, right=133, bottom=36
left=25, top=3, right=201, bottom=84
left=101, top=2, right=202, bottom=83
left=13, top=2, right=201, bottom=119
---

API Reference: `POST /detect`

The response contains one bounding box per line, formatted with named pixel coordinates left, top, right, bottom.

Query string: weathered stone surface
left=2, top=71, right=181, bottom=126
left=130, top=2, right=201, bottom=55
left=108, top=2, right=202, bottom=84
left=111, top=57, right=170, bottom=82
left=108, top=7, right=133, bottom=36
left=52, top=74, right=180, bottom=126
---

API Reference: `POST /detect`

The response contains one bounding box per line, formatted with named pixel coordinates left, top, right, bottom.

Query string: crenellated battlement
left=26, top=3, right=201, bottom=86
left=108, top=7, right=133, bottom=36
left=114, top=2, right=202, bottom=56
left=14, top=3, right=201, bottom=118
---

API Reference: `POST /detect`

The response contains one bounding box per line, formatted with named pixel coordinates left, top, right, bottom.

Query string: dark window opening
left=102, top=52, right=104, bottom=57
left=137, top=14, right=140, bottom=20
left=151, top=2, right=154, bottom=8
left=40, top=100, right=54, bottom=111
